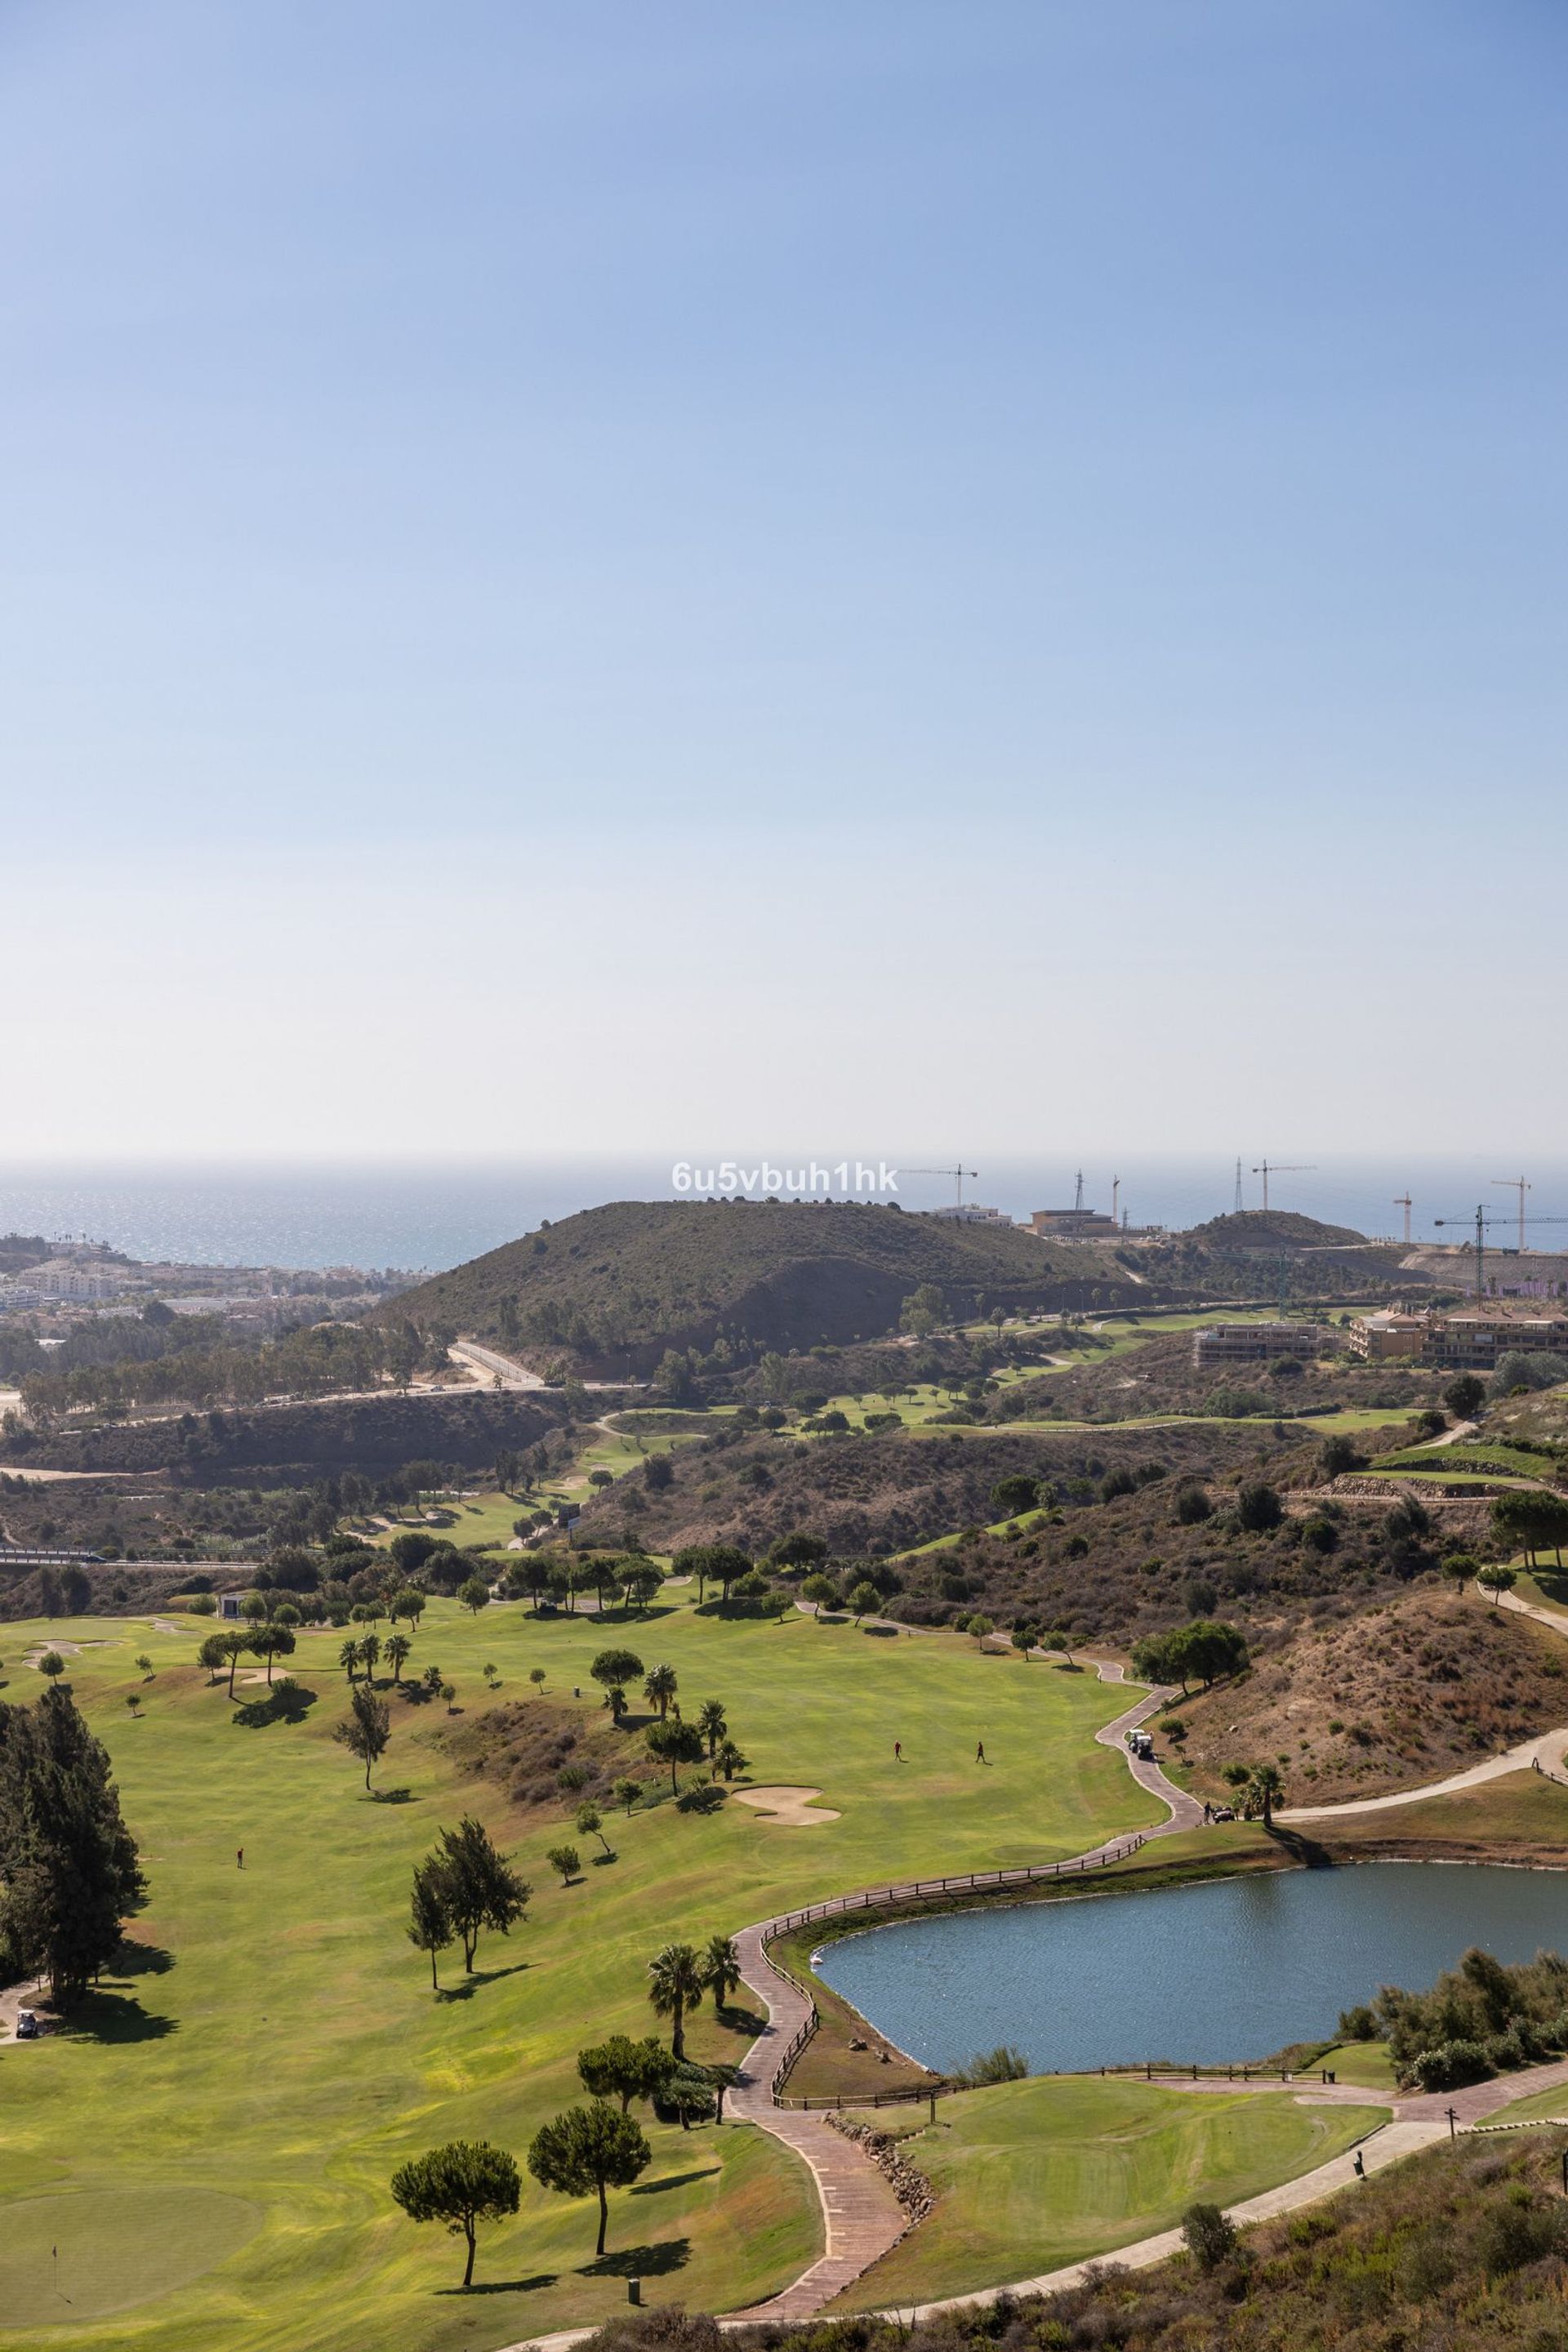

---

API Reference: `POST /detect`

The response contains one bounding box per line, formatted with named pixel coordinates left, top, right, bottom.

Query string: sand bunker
left=733, top=1784, right=841, bottom=1828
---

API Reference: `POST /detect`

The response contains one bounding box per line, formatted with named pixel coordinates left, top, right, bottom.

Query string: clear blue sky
left=5, top=2, right=1565, bottom=1160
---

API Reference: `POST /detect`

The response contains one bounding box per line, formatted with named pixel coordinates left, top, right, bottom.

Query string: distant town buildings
left=929, top=1204, right=1013, bottom=1225
left=34, top=1259, right=123, bottom=1302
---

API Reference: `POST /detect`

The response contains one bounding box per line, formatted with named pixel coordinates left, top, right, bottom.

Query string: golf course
left=0, top=1591, right=1382, bottom=2349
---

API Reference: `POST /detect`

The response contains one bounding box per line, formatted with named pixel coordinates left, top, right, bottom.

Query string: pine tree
left=0, top=1687, right=145, bottom=2007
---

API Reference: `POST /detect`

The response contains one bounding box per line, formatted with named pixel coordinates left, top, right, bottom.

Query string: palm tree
left=702, top=1933, right=742, bottom=2014
left=696, top=1699, right=727, bottom=1761
left=643, top=1663, right=678, bottom=1720
left=360, top=1633, right=382, bottom=1682
left=647, top=1942, right=705, bottom=2060
left=714, top=1738, right=748, bottom=1782
left=1248, top=1763, right=1285, bottom=1829
left=385, top=1633, right=412, bottom=1686
left=339, top=1637, right=361, bottom=1683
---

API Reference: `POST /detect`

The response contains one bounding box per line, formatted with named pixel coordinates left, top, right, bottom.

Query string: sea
left=2, top=1157, right=1566, bottom=1276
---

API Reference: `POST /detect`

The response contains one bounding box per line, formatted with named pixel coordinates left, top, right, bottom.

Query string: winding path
left=718, top=1660, right=1193, bottom=2321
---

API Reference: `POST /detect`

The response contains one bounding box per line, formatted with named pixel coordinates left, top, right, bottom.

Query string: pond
left=811, top=1863, right=1568, bottom=2073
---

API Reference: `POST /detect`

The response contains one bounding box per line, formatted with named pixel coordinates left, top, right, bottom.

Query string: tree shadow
left=676, top=1785, right=726, bottom=1815
left=232, top=1684, right=318, bottom=1729
left=60, top=1993, right=176, bottom=2043
left=590, top=1850, right=618, bottom=1867
left=630, top=2167, right=719, bottom=2196
left=113, top=1940, right=174, bottom=1978
left=368, top=1787, right=416, bottom=1804
left=1267, top=1827, right=1336, bottom=1870
left=435, top=1962, right=530, bottom=2002
left=578, top=2238, right=690, bottom=2279
left=862, top=1624, right=900, bottom=1639
left=715, top=2005, right=767, bottom=2037
left=436, top=2273, right=559, bottom=2298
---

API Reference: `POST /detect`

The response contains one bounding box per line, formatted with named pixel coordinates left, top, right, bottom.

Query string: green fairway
left=833, top=2076, right=1387, bottom=2309
left=1488, top=2079, right=1568, bottom=2127
left=1312, top=2042, right=1397, bottom=2091
left=0, top=1598, right=1156, bottom=2351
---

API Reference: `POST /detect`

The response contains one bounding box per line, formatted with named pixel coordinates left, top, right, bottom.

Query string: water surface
left=813, top=1864, right=1568, bottom=2072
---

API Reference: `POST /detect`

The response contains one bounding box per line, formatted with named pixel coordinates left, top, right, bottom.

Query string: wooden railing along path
left=757, top=1833, right=1149, bottom=2106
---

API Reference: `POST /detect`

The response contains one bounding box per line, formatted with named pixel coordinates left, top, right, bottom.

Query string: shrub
left=1408, top=2039, right=1492, bottom=2093
left=954, top=2044, right=1028, bottom=2087
left=1318, top=1434, right=1364, bottom=1479
left=1477, top=2195, right=1568, bottom=2276
left=1182, top=2201, right=1238, bottom=2272
left=1174, top=1482, right=1212, bottom=1525
left=1235, top=1480, right=1283, bottom=1533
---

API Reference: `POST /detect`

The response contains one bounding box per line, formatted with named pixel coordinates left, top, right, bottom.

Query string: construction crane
left=904, top=1165, right=979, bottom=1209
left=1251, top=1160, right=1316, bottom=1214
left=1111, top=1176, right=1120, bottom=1227
left=1393, top=1193, right=1413, bottom=1246
left=1492, top=1176, right=1531, bottom=1253
left=1433, top=1206, right=1568, bottom=1298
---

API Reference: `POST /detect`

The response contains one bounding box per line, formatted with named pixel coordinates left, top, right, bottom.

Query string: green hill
left=371, top=1200, right=1139, bottom=1374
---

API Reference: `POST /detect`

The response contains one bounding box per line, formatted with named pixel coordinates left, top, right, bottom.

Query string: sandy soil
left=733, top=1784, right=842, bottom=1827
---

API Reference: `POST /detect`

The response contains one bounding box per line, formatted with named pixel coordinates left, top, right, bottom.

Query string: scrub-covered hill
left=372, top=1199, right=1142, bottom=1375
left=1174, top=1588, right=1568, bottom=1802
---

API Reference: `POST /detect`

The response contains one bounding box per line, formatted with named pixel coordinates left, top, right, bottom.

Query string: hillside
left=577, top=1422, right=1244, bottom=1561
left=1174, top=1588, right=1568, bottom=1802
left=570, top=1414, right=1440, bottom=1647
left=0, top=1388, right=568, bottom=1482
left=988, top=1328, right=1441, bottom=1424
left=372, top=1200, right=1144, bottom=1375
left=1138, top=1209, right=1417, bottom=1299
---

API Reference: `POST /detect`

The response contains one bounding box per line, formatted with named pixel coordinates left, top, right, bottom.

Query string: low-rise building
left=1192, top=1321, right=1330, bottom=1368
left=1029, top=1208, right=1121, bottom=1236
left=1348, top=1312, right=1428, bottom=1362
left=929, top=1204, right=1013, bottom=1225
left=1348, top=1306, right=1568, bottom=1369
left=34, top=1259, right=122, bottom=1302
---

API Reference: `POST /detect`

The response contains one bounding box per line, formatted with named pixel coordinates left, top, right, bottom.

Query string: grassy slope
left=0, top=1599, right=1154, bottom=2352
left=831, top=2077, right=1384, bottom=2309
